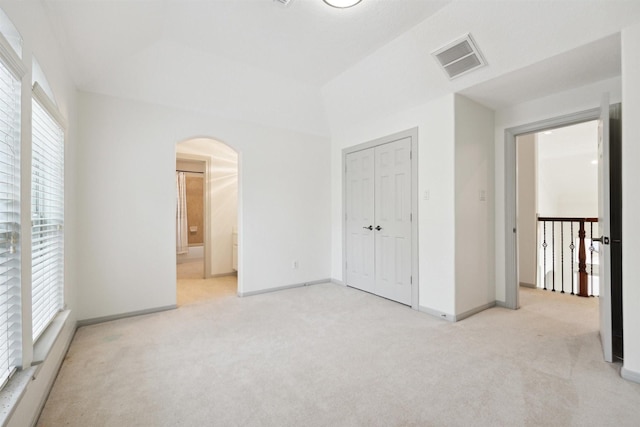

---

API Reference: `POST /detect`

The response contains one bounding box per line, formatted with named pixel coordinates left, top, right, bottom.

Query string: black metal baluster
left=570, top=222, right=575, bottom=295
left=590, top=222, right=595, bottom=297
left=561, top=222, right=564, bottom=293
left=552, top=221, right=555, bottom=292
left=542, top=221, right=547, bottom=290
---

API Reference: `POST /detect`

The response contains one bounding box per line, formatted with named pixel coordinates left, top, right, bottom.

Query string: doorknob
left=375, top=225, right=382, bottom=231
left=363, top=225, right=373, bottom=230
left=593, top=236, right=610, bottom=245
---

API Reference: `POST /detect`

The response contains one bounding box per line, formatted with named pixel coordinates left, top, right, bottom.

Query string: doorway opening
left=175, top=137, right=239, bottom=306
left=505, top=102, right=623, bottom=362
left=517, top=120, right=599, bottom=295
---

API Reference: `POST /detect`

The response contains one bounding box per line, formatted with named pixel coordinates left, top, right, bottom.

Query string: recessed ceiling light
left=323, top=0, right=362, bottom=8
left=543, top=131, right=552, bottom=135
left=591, top=160, right=598, bottom=165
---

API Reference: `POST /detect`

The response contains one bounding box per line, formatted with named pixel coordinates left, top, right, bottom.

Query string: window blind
left=0, top=56, right=21, bottom=388
left=31, top=95, right=64, bottom=341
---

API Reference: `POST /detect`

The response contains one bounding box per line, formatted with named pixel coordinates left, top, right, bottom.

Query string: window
left=31, top=85, right=64, bottom=341
left=0, top=39, right=22, bottom=387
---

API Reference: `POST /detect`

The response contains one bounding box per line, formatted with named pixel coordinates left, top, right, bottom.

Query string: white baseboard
left=419, top=305, right=455, bottom=322
left=621, top=366, right=640, bottom=384
left=519, top=282, right=537, bottom=289
left=238, top=279, right=330, bottom=297
left=420, top=301, right=497, bottom=322
left=330, top=278, right=345, bottom=286
left=455, top=301, right=496, bottom=321
left=210, top=271, right=237, bottom=278
left=77, top=305, right=177, bottom=327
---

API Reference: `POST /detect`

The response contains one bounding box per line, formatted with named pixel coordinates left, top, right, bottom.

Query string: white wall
left=330, top=95, right=456, bottom=315
left=516, top=134, right=537, bottom=287
left=322, top=1, right=640, bottom=135
left=621, top=22, right=640, bottom=379
left=536, top=122, right=599, bottom=217
left=76, top=92, right=331, bottom=320
left=454, top=95, right=495, bottom=315
left=494, top=76, right=622, bottom=302
left=0, top=1, right=79, bottom=425
left=177, top=139, right=238, bottom=276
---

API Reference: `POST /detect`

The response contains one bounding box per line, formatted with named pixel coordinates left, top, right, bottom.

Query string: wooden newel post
left=578, top=220, right=589, bottom=297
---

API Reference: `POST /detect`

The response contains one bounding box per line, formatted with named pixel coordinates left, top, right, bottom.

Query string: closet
left=345, top=135, right=413, bottom=306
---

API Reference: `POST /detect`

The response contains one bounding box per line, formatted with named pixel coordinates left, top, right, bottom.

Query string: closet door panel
left=345, top=148, right=375, bottom=293
left=374, top=138, right=412, bottom=305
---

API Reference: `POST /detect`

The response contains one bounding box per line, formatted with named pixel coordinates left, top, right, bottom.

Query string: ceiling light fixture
left=323, top=0, right=362, bottom=8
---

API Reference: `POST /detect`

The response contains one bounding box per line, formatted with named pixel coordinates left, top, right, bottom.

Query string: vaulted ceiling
left=41, top=0, right=640, bottom=136
left=43, top=0, right=450, bottom=89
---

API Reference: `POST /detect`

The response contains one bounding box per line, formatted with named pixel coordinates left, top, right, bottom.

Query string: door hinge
left=410, top=150, right=412, bottom=160
left=410, top=213, right=412, bottom=222
left=410, top=276, right=413, bottom=284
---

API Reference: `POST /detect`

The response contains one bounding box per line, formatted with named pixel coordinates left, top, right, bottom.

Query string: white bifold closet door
left=345, top=137, right=412, bottom=305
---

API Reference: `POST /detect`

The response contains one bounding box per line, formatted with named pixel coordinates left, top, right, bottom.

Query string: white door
left=374, top=138, right=412, bottom=305
left=597, top=94, right=612, bottom=362
left=345, top=137, right=412, bottom=305
left=345, top=148, right=375, bottom=293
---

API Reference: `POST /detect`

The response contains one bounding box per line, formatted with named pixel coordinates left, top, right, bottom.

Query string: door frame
left=342, top=127, right=419, bottom=309
left=176, top=153, right=211, bottom=278
left=504, top=108, right=599, bottom=310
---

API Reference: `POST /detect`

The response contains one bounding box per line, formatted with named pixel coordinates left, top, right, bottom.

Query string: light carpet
left=37, top=284, right=640, bottom=426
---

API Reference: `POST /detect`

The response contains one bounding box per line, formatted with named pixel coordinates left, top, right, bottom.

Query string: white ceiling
left=39, top=0, right=640, bottom=136
left=460, top=34, right=621, bottom=111
left=43, top=0, right=450, bottom=89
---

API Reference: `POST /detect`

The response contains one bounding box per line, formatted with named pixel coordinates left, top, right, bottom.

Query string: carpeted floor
left=37, top=283, right=640, bottom=426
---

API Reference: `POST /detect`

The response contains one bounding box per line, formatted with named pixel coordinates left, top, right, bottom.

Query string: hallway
left=177, top=260, right=237, bottom=306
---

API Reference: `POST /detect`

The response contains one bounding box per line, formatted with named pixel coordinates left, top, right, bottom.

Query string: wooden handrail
left=538, top=217, right=598, bottom=223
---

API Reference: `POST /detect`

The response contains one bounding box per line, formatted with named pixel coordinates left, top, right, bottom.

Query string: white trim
left=238, top=279, right=330, bottom=297
left=32, top=82, right=67, bottom=129
left=331, top=278, right=345, bottom=286
left=419, top=301, right=496, bottom=322
left=621, top=367, right=640, bottom=384
left=504, top=108, right=599, bottom=310
left=0, top=32, right=25, bottom=79
left=32, top=310, right=71, bottom=365
left=455, top=301, right=496, bottom=321
left=419, top=305, right=455, bottom=322
left=210, top=272, right=237, bottom=278
left=519, top=282, right=537, bottom=289
left=76, top=305, right=177, bottom=327
left=342, top=127, right=419, bottom=309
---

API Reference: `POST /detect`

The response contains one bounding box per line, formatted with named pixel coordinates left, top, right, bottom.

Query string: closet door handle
left=363, top=225, right=373, bottom=230
left=375, top=226, right=382, bottom=231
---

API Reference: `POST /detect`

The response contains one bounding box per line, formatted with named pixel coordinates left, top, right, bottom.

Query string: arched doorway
left=175, top=137, right=239, bottom=305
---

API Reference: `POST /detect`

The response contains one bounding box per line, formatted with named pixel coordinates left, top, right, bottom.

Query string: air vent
left=273, top=0, right=294, bottom=6
left=432, top=34, right=486, bottom=80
